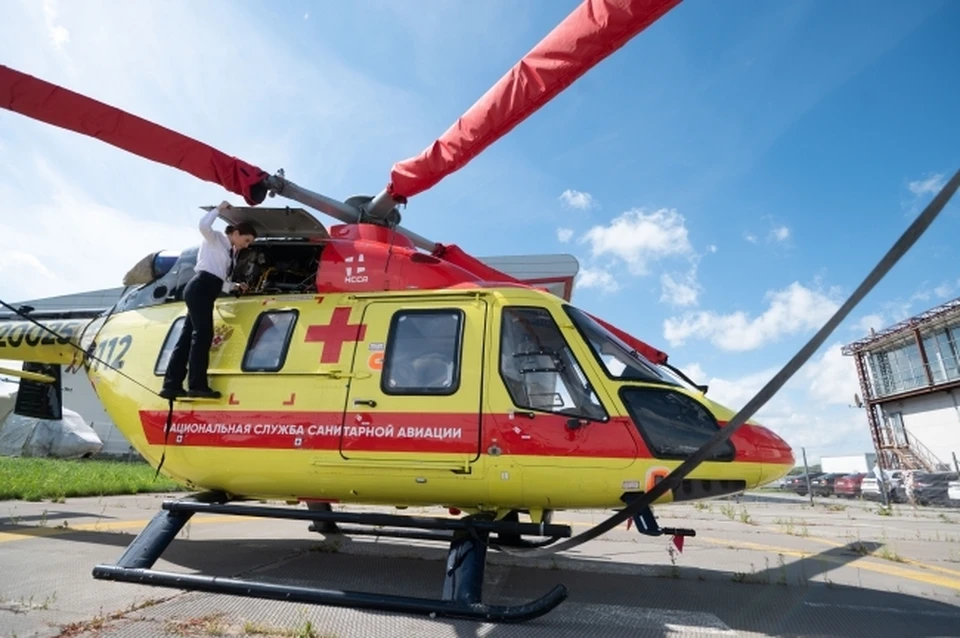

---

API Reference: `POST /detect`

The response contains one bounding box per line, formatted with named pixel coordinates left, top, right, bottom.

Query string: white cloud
left=707, top=244, right=718, bottom=253
left=580, top=208, right=692, bottom=276
left=745, top=219, right=791, bottom=246
left=705, top=366, right=781, bottom=412
left=663, top=281, right=840, bottom=351
left=0, top=251, right=57, bottom=283
left=769, top=225, right=790, bottom=242
left=902, top=172, right=951, bottom=217
left=934, top=279, right=959, bottom=299
left=803, top=342, right=860, bottom=406
left=849, top=284, right=949, bottom=337
left=556, top=227, right=574, bottom=243
left=660, top=269, right=701, bottom=307
left=677, top=362, right=872, bottom=457
left=757, top=402, right=868, bottom=457
left=576, top=267, right=619, bottom=294
left=559, top=189, right=595, bottom=211
left=908, top=173, right=946, bottom=196
left=42, top=0, right=70, bottom=51
left=679, top=362, right=707, bottom=384
left=852, top=313, right=886, bottom=335
left=0, top=155, right=198, bottom=301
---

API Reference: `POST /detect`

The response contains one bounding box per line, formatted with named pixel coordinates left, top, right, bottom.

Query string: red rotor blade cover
left=387, top=0, right=681, bottom=200
left=0, top=65, right=269, bottom=205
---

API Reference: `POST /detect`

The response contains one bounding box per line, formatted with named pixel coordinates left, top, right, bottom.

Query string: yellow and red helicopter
left=3, top=0, right=954, bottom=625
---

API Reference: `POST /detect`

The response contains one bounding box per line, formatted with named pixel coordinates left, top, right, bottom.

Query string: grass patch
left=0, top=456, right=185, bottom=501
left=774, top=517, right=809, bottom=537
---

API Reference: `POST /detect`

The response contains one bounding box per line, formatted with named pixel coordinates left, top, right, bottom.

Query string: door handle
left=317, top=369, right=372, bottom=380
left=354, top=399, right=377, bottom=408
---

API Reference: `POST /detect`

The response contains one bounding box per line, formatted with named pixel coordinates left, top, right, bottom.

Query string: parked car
left=861, top=470, right=904, bottom=502
left=785, top=473, right=823, bottom=496
left=833, top=473, right=867, bottom=498
left=948, top=479, right=960, bottom=504
left=809, top=472, right=843, bottom=497
left=909, top=472, right=959, bottom=506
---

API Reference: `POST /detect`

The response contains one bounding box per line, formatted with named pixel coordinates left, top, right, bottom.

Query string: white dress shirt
left=195, top=208, right=236, bottom=293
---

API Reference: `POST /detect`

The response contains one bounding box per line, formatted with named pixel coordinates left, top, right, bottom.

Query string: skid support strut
left=92, top=496, right=570, bottom=623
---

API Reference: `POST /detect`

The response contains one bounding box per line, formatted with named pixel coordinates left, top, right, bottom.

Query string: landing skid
left=92, top=494, right=572, bottom=623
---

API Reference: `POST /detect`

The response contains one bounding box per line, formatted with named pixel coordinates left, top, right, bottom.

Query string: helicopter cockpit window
left=381, top=310, right=463, bottom=395
left=564, top=305, right=678, bottom=385
left=154, top=317, right=186, bottom=376
left=499, top=307, right=607, bottom=421
left=620, top=387, right=734, bottom=461
left=242, top=310, right=298, bottom=372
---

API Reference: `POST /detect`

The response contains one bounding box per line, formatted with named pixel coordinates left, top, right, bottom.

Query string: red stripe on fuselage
left=138, top=410, right=478, bottom=454
left=137, top=410, right=785, bottom=463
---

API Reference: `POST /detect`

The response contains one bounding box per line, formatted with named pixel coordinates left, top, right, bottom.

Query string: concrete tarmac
left=2, top=491, right=960, bottom=638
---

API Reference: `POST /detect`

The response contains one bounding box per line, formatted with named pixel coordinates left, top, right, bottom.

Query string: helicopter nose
left=747, top=423, right=795, bottom=486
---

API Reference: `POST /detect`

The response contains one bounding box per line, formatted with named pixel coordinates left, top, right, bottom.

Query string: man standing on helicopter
left=160, top=200, right=257, bottom=400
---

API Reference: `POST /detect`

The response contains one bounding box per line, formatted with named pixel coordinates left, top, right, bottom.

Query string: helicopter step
left=620, top=494, right=696, bottom=551
left=92, top=493, right=573, bottom=623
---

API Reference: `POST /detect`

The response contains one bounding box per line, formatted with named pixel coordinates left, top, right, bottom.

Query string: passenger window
left=243, top=311, right=297, bottom=372
left=154, top=317, right=186, bottom=375
left=382, top=310, right=462, bottom=395
left=499, top=307, right=607, bottom=421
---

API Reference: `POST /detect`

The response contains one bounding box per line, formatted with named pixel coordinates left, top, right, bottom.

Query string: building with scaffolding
left=842, top=296, right=960, bottom=472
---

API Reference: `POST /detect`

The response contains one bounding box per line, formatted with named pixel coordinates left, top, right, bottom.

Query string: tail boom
left=0, top=317, right=92, bottom=365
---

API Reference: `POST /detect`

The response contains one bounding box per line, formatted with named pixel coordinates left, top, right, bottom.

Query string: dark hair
left=226, top=222, right=257, bottom=238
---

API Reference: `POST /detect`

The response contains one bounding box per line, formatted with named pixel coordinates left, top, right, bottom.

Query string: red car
left=833, top=473, right=867, bottom=498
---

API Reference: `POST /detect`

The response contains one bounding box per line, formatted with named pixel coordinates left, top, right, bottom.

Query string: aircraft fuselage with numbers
left=0, top=210, right=794, bottom=518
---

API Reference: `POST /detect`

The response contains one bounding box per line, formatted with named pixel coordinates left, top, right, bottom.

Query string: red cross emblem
left=305, top=307, right=367, bottom=363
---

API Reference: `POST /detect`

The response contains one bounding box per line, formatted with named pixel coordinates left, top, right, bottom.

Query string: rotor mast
left=263, top=172, right=439, bottom=252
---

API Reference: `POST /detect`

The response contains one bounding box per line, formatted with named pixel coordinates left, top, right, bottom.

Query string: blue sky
left=1, top=0, right=958, bottom=462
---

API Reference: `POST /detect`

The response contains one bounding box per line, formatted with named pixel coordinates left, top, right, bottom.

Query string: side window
left=619, top=387, right=734, bottom=461
left=154, top=317, right=186, bottom=375
left=499, top=307, right=607, bottom=421
left=382, top=310, right=462, bottom=395
left=243, top=311, right=298, bottom=372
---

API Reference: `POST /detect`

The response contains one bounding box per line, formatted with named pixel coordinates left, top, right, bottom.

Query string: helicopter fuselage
left=1, top=238, right=794, bottom=516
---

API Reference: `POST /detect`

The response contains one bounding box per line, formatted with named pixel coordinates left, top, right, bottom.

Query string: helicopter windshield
left=564, top=305, right=678, bottom=385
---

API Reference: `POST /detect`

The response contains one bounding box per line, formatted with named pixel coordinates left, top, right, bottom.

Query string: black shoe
left=308, top=521, right=341, bottom=534
left=159, top=387, right=186, bottom=400
left=187, top=388, right=222, bottom=399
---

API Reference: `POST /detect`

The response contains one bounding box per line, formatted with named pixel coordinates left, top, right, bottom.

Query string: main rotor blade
left=0, top=65, right=270, bottom=205
left=383, top=0, right=681, bottom=205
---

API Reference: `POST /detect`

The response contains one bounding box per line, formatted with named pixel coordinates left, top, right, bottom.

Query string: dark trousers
left=163, top=271, right=223, bottom=391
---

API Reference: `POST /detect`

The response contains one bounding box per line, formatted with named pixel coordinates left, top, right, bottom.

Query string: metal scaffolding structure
left=843, top=295, right=960, bottom=472
left=842, top=297, right=960, bottom=356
